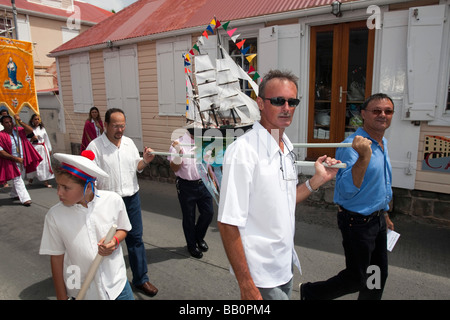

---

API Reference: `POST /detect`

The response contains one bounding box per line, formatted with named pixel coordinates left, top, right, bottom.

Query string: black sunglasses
left=365, top=108, right=394, bottom=116
left=262, top=97, right=301, bottom=107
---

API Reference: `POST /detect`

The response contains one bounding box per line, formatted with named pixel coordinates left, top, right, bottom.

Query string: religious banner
left=0, top=37, right=39, bottom=115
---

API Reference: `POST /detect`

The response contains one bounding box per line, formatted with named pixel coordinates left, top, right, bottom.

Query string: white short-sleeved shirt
left=87, top=133, right=142, bottom=197
left=39, top=190, right=132, bottom=300
left=218, top=121, right=300, bottom=288
left=168, top=132, right=200, bottom=181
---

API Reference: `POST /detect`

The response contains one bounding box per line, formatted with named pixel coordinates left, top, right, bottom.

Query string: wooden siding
left=416, top=122, right=450, bottom=194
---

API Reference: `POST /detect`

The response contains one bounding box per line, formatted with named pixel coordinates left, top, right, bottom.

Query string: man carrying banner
left=217, top=70, right=341, bottom=300
left=0, top=114, right=42, bottom=206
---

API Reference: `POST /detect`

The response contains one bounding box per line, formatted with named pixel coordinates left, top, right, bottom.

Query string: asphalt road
left=0, top=178, right=449, bottom=302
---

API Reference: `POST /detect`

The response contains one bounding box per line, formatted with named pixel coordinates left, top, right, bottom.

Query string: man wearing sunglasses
left=300, top=93, right=395, bottom=300
left=218, top=70, right=340, bottom=300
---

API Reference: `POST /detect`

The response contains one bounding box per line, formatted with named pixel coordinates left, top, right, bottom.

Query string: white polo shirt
left=218, top=121, right=301, bottom=288
left=87, top=133, right=142, bottom=197
left=39, top=190, right=132, bottom=300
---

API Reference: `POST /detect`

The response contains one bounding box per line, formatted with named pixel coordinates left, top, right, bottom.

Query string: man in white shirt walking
left=87, top=108, right=158, bottom=297
left=218, top=70, right=340, bottom=300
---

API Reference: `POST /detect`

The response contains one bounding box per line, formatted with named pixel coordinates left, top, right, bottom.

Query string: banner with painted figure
left=0, top=37, right=39, bottom=115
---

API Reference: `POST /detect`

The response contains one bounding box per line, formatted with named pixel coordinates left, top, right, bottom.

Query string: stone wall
left=138, top=159, right=450, bottom=227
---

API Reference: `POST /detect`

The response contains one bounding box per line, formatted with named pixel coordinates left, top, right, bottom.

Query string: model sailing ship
left=185, top=44, right=260, bottom=135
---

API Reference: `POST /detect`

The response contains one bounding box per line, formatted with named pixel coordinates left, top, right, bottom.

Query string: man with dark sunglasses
left=300, top=93, right=395, bottom=300
left=218, top=69, right=341, bottom=300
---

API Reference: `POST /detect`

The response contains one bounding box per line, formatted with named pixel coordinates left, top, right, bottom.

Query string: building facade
left=50, top=0, right=450, bottom=223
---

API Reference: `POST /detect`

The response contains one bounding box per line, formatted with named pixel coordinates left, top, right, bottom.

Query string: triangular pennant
left=193, top=44, right=199, bottom=52
left=227, top=28, right=237, bottom=38
left=252, top=72, right=260, bottom=81
left=184, top=60, right=191, bottom=67
left=246, top=54, right=257, bottom=63
left=206, top=25, right=214, bottom=34
left=210, top=18, right=216, bottom=27
left=222, top=21, right=230, bottom=30
left=202, top=30, right=209, bottom=39
left=197, top=36, right=204, bottom=45
left=236, top=39, right=246, bottom=49
left=215, top=20, right=221, bottom=29
left=247, top=65, right=255, bottom=74
left=185, top=53, right=190, bottom=62
left=240, top=46, right=250, bottom=55
left=189, top=49, right=195, bottom=55
left=231, top=33, right=240, bottom=43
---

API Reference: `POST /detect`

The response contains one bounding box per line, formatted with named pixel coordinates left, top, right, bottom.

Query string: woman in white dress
left=27, top=114, right=54, bottom=187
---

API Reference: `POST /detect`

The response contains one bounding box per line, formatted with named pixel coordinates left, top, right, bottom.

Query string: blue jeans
left=115, top=281, right=134, bottom=300
left=175, top=178, right=214, bottom=250
left=302, top=209, right=388, bottom=300
left=258, top=277, right=293, bottom=300
left=122, top=192, right=149, bottom=286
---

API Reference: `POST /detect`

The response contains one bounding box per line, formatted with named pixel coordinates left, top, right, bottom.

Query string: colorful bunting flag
left=202, top=30, right=209, bottom=39
left=252, top=72, right=260, bottom=81
left=231, top=33, right=240, bottom=43
left=226, top=28, right=237, bottom=38
left=236, top=39, right=246, bottom=49
left=246, top=54, right=257, bottom=63
left=248, top=65, right=255, bottom=74
left=222, top=21, right=230, bottom=30
left=240, top=46, right=250, bottom=55
left=215, top=20, right=221, bottom=29
left=206, top=25, right=214, bottom=34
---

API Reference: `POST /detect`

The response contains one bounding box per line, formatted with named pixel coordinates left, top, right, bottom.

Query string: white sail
left=219, top=46, right=259, bottom=97
left=187, top=41, right=260, bottom=128
left=194, top=54, right=215, bottom=72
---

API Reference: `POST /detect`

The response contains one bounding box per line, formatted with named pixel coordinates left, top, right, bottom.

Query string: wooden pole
left=76, top=224, right=117, bottom=300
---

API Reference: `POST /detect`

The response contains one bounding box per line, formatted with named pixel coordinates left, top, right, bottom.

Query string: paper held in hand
left=387, top=229, right=400, bottom=252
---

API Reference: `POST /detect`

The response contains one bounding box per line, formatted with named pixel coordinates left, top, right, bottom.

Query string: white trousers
left=10, top=164, right=31, bottom=204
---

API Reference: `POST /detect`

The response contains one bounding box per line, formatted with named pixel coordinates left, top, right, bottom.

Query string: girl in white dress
left=27, top=114, right=54, bottom=187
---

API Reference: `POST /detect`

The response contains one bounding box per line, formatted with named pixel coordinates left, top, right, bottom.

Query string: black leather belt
left=176, top=177, right=203, bottom=184
left=339, top=206, right=384, bottom=219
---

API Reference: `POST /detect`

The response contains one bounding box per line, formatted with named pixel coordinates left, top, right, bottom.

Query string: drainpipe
left=11, top=0, right=18, bottom=39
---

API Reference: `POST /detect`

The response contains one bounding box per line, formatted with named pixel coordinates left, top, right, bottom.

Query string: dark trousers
left=302, top=208, right=388, bottom=300
left=176, top=177, right=214, bottom=250
left=122, top=192, right=149, bottom=286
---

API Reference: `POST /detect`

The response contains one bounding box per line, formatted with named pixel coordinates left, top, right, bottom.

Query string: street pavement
left=0, top=178, right=449, bottom=301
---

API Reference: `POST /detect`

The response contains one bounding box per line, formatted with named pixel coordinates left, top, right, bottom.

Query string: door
left=307, top=21, right=374, bottom=159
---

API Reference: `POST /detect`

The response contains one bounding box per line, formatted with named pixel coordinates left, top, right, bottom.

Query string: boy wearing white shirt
left=40, top=151, right=133, bottom=300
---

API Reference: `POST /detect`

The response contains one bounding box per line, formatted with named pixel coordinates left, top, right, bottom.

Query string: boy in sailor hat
left=39, top=150, right=133, bottom=300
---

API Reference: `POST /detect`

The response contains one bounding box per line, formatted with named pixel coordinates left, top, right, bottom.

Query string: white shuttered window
left=69, top=52, right=93, bottom=113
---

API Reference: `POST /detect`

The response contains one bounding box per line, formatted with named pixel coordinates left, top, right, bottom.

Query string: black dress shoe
left=188, top=247, right=203, bottom=259
left=197, top=240, right=209, bottom=252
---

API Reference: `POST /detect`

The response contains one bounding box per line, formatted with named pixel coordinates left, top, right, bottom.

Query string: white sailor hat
left=53, top=150, right=109, bottom=180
